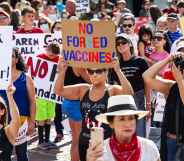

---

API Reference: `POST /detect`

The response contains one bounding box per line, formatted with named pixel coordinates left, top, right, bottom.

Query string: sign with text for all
left=76, top=0, right=90, bottom=14
left=14, top=32, right=62, bottom=55
left=62, top=20, right=116, bottom=68
left=153, top=92, right=166, bottom=122
left=0, top=26, right=13, bottom=89
left=25, top=55, right=62, bottom=103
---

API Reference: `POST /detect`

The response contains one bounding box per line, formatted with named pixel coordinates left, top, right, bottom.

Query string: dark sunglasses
left=87, top=69, right=106, bottom=75
left=0, top=102, right=6, bottom=110
left=177, top=47, right=184, bottom=52
left=116, top=40, right=128, bottom=46
left=122, top=24, right=133, bottom=28
left=152, top=36, right=164, bottom=41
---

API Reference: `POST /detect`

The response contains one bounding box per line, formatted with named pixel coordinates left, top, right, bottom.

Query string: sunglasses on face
left=122, top=24, right=133, bottom=28
left=116, top=40, right=128, bottom=46
left=152, top=36, right=164, bottom=41
left=87, top=69, right=106, bottom=75
left=177, top=48, right=184, bottom=52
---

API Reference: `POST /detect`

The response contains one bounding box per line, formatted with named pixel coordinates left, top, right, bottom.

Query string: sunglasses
left=87, top=69, right=106, bottom=75
left=122, top=24, right=133, bottom=28
left=177, top=48, right=184, bottom=52
left=152, top=36, right=164, bottom=41
left=116, top=40, right=128, bottom=46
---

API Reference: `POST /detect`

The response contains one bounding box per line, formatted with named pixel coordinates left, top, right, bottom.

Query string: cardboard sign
left=0, top=26, right=13, bottom=89
left=14, top=32, right=62, bottom=55
left=153, top=92, right=166, bottom=122
left=62, top=20, right=116, bottom=68
left=25, top=56, right=62, bottom=103
left=76, top=0, right=90, bottom=14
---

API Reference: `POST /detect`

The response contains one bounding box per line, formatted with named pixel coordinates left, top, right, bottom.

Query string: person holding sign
left=86, top=95, right=160, bottom=161
left=36, top=43, right=63, bottom=148
left=54, top=56, right=133, bottom=161
left=0, top=85, right=20, bottom=161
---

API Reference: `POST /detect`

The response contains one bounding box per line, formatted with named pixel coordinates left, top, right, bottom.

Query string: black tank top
left=0, top=128, right=13, bottom=161
left=164, top=83, right=184, bottom=135
left=64, top=67, right=86, bottom=85
left=80, top=87, right=112, bottom=143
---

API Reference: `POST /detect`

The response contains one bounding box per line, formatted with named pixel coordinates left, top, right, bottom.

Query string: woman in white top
left=87, top=95, right=160, bottom=161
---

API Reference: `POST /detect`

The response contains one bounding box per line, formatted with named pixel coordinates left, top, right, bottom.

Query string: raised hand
left=57, top=56, right=68, bottom=73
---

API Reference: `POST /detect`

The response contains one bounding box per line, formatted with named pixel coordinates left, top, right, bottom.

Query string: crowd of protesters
left=0, top=0, right=184, bottom=161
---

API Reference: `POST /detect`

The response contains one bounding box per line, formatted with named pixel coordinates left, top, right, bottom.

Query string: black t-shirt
left=0, top=128, right=13, bottom=161
left=109, top=56, right=149, bottom=92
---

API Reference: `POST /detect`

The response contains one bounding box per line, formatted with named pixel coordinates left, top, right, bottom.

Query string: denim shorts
left=167, top=136, right=177, bottom=161
left=62, top=99, right=82, bottom=121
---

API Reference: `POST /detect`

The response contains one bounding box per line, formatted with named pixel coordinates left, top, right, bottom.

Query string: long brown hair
left=0, top=97, right=7, bottom=127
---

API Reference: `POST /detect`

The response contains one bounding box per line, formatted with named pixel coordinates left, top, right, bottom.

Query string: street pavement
left=12, top=119, right=72, bottom=161
left=11, top=120, right=161, bottom=161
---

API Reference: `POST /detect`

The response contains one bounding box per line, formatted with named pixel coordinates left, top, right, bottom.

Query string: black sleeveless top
left=64, top=67, right=86, bottom=85
left=0, top=128, right=13, bottom=161
left=161, top=83, right=184, bottom=161
left=80, top=87, right=112, bottom=143
left=164, top=83, right=184, bottom=134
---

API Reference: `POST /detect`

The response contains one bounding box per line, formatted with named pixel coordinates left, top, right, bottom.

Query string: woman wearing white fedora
left=87, top=95, right=160, bottom=161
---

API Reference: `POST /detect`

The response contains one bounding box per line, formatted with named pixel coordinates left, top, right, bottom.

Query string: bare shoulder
left=108, top=84, right=123, bottom=96
left=79, top=83, right=91, bottom=100
left=25, top=73, right=34, bottom=83
left=106, top=84, right=115, bottom=96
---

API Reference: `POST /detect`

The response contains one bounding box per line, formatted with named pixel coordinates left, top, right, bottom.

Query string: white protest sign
left=153, top=92, right=166, bottom=122
left=76, top=0, right=90, bottom=14
left=14, top=33, right=62, bottom=55
left=0, top=26, right=13, bottom=89
left=15, top=120, right=28, bottom=146
left=25, top=55, right=62, bottom=103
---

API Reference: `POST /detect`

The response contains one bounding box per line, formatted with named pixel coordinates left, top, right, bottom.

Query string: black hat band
left=107, top=104, right=137, bottom=113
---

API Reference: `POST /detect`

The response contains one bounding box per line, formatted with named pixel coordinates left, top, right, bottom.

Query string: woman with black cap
left=109, top=33, right=150, bottom=137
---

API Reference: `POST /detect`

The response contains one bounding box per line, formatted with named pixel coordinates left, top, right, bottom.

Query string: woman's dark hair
left=149, top=5, right=162, bottom=25
left=107, top=116, right=114, bottom=123
left=0, top=97, right=7, bottom=127
left=13, top=48, right=26, bottom=72
left=107, top=115, right=138, bottom=123
left=51, top=20, right=61, bottom=33
left=47, top=42, right=60, bottom=55
left=138, top=25, right=153, bottom=43
left=11, top=10, right=20, bottom=31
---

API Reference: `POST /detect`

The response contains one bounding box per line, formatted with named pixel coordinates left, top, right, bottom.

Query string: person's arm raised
left=143, top=55, right=175, bottom=95
left=5, top=85, right=21, bottom=145
left=54, top=56, right=87, bottom=100
left=111, top=59, right=134, bottom=96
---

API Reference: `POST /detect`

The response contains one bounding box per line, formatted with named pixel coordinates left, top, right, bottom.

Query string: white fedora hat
left=96, top=95, right=149, bottom=124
